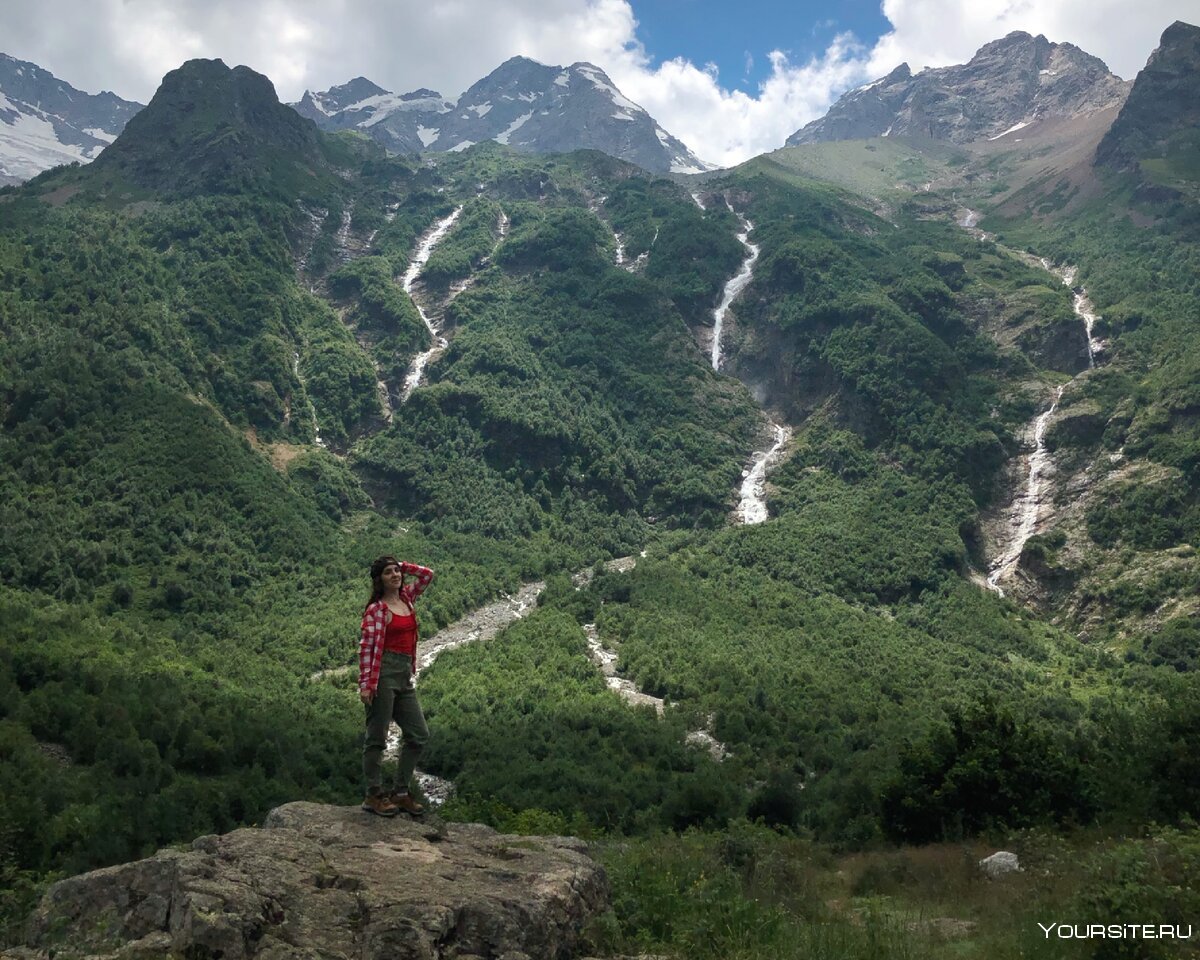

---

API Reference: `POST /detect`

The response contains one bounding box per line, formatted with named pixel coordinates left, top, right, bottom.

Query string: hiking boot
left=389, top=792, right=425, bottom=816
left=362, top=794, right=399, bottom=817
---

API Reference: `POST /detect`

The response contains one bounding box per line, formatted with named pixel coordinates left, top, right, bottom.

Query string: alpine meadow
left=1, top=19, right=1199, bottom=960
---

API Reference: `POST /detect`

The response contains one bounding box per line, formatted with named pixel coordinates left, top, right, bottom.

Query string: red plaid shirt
left=358, top=562, right=434, bottom=694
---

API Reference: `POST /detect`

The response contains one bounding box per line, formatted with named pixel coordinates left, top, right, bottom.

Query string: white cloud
left=608, top=35, right=873, bottom=168
left=868, top=0, right=1192, bottom=80
left=2, top=0, right=1196, bottom=168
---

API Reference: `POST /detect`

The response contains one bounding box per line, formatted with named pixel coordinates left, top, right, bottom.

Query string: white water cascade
left=986, top=385, right=1065, bottom=595
left=960, top=212, right=1107, bottom=595
left=1042, top=261, right=1104, bottom=366
left=704, top=196, right=788, bottom=525
left=400, top=206, right=463, bottom=401
left=710, top=203, right=759, bottom=372
left=737, top=422, right=793, bottom=525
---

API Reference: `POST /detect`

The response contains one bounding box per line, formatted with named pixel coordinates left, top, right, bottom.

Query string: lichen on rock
left=15, top=801, right=608, bottom=960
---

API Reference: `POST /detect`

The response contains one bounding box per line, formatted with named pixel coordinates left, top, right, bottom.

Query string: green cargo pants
left=363, top=652, right=430, bottom=796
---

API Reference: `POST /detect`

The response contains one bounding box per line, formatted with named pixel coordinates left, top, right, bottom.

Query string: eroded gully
left=958, top=208, right=1106, bottom=596
left=341, top=194, right=808, bottom=796
left=400, top=206, right=463, bottom=401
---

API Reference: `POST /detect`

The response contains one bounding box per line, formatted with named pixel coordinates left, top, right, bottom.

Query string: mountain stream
left=340, top=555, right=731, bottom=795
left=704, top=196, right=788, bottom=527
left=957, top=208, right=1106, bottom=595
left=400, top=206, right=463, bottom=401
left=710, top=201, right=760, bottom=373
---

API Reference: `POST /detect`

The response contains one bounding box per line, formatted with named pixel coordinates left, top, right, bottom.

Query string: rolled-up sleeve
left=358, top=603, right=386, bottom=694
left=401, top=562, right=434, bottom=602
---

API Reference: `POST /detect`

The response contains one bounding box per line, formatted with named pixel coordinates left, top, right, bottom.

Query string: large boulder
left=16, top=802, right=609, bottom=960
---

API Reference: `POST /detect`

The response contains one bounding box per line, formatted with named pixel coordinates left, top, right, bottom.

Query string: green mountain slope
left=2, top=50, right=1199, bottom=957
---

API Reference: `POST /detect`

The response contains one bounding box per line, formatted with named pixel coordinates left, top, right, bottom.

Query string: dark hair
left=366, top=555, right=402, bottom=610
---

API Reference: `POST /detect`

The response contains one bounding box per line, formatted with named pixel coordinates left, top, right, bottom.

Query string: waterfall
left=399, top=206, right=463, bottom=401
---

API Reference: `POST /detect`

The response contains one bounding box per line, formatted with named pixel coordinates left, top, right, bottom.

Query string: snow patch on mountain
left=989, top=119, right=1031, bottom=140
left=293, top=56, right=710, bottom=175
left=575, top=64, right=643, bottom=115
left=496, top=112, right=533, bottom=144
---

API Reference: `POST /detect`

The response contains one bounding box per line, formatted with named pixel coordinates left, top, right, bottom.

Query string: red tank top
left=383, top=609, right=418, bottom=657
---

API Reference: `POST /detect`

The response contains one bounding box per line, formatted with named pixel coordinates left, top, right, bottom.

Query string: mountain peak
left=90, top=58, right=330, bottom=196
left=292, top=56, right=710, bottom=174
left=0, top=50, right=143, bottom=184
left=1162, top=19, right=1200, bottom=41
left=788, top=30, right=1127, bottom=147
left=1096, top=19, right=1200, bottom=175
left=499, top=55, right=550, bottom=69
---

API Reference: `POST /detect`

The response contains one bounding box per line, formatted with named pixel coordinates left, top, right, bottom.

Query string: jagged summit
left=788, top=31, right=1130, bottom=146
left=295, top=76, right=389, bottom=118
left=90, top=58, right=332, bottom=196
left=293, top=56, right=713, bottom=175
left=1096, top=20, right=1200, bottom=177
left=0, top=51, right=143, bottom=185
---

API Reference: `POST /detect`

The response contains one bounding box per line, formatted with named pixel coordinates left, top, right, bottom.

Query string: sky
left=3, top=0, right=1196, bottom=167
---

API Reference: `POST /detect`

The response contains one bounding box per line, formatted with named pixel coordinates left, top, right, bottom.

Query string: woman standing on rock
left=359, top=555, right=434, bottom=816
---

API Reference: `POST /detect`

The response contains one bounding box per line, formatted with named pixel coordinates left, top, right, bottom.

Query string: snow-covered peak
left=290, top=57, right=712, bottom=175
left=570, top=62, right=646, bottom=115
left=0, top=52, right=142, bottom=184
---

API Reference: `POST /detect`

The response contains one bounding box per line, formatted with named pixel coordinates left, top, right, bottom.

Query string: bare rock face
left=1096, top=20, right=1200, bottom=172
left=16, top=802, right=608, bottom=960
left=788, top=31, right=1129, bottom=146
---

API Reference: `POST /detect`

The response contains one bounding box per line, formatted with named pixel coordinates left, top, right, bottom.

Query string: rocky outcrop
left=91, top=59, right=337, bottom=197
left=14, top=802, right=608, bottom=960
left=979, top=851, right=1021, bottom=879
left=789, top=32, right=1129, bottom=146
left=1096, top=21, right=1200, bottom=172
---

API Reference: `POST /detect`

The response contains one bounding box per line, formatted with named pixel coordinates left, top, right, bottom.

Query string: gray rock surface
left=0, top=52, right=143, bottom=184
left=979, top=850, right=1022, bottom=879
left=291, top=78, right=456, bottom=156
left=16, top=802, right=608, bottom=960
left=292, top=56, right=711, bottom=175
left=788, top=32, right=1129, bottom=146
left=1096, top=20, right=1200, bottom=171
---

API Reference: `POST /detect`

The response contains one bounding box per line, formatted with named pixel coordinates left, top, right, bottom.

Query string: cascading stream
left=582, top=622, right=728, bottom=760
left=737, top=422, right=792, bottom=525
left=1042, top=261, right=1104, bottom=366
left=293, top=351, right=325, bottom=448
left=957, top=208, right=1106, bottom=594
left=400, top=206, right=463, bottom=401
left=711, top=202, right=759, bottom=373
left=705, top=196, right=785, bottom=525
left=986, top=385, right=1065, bottom=596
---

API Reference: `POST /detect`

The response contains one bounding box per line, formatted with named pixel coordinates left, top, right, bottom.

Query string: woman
left=359, top=555, right=435, bottom=816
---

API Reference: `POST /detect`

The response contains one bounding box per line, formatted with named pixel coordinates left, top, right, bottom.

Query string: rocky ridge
left=1096, top=20, right=1200, bottom=174
left=91, top=59, right=340, bottom=197
left=292, top=77, right=456, bottom=156
left=293, top=56, right=712, bottom=175
left=12, top=802, right=608, bottom=960
left=0, top=52, right=143, bottom=185
left=788, top=31, right=1130, bottom=146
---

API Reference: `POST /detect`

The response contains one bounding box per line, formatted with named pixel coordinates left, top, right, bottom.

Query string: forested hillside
left=2, top=53, right=1198, bottom=958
